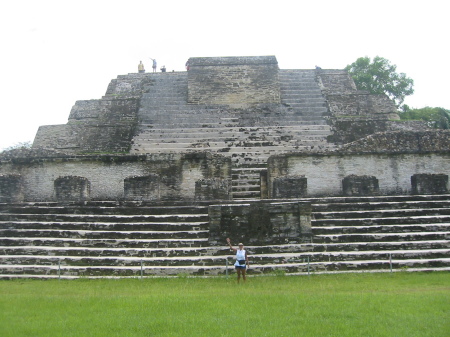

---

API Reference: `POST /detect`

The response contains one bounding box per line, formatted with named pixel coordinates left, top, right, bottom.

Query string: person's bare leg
left=236, top=268, right=241, bottom=283
left=242, top=268, right=246, bottom=282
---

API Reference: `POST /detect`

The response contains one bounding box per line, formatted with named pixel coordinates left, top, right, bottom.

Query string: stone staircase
left=0, top=195, right=449, bottom=279
left=129, top=70, right=334, bottom=199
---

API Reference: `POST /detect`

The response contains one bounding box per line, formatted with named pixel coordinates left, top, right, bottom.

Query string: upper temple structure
left=17, top=55, right=447, bottom=201
left=0, top=55, right=449, bottom=278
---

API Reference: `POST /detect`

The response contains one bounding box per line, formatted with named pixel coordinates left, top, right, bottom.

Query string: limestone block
left=272, top=175, right=307, bottom=198
left=188, top=56, right=280, bottom=106
left=298, top=202, right=312, bottom=238
left=317, top=70, right=357, bottom=93
left=194, top=178, right=231, bottom=201
left=0, top=174, right=24, bottom=203
left=411, top=174, right=448, bottom=195
left=342, top=175, right=379, bottom=196
left=260, top=170, right=268, bottom=199
left=208, top=201, right=311, bottom=246
left=124, top=174, right=161, bottom=201
left=54, top=176, right=90, bottom=202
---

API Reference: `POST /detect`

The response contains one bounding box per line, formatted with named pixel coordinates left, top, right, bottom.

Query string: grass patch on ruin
left=1, top=272, right=449, bottom=337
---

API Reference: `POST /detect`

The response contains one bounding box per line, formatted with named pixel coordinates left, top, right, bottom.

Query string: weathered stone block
left=188, top=56, right=280, bottom=106
left=272, top=175, right=307, bottom=198
left=124, top=174, right=161, bottom=201
left=411, top=174, right=448, bottom=195
left=298, top=202, right=312, bottom=239
left=208, top=201, right=311, bottom=245
left=0, top=174, right=24, bottom=203
left=54, top=176, right=90, bottom=202
left=194, top=178, right=231, bottom=201
left=260, top=170, right=268, bottom=199
left=342, top=175, right=379, bottom=196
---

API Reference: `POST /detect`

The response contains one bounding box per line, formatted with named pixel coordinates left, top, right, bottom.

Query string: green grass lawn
left=1, top=272, right=449, bottom=337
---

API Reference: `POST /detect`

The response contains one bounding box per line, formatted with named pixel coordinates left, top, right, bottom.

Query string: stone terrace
left=1, top=194, right=449, bottom=279
left=130, top=70, right=334, bottom=198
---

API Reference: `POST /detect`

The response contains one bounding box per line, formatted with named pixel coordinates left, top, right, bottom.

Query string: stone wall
left=32, top=73, right=152, bottom=154
left=0, top=152, right=231, bottom=202
left=342, top=175, right=379, bottom=196
left=316, top=70, right=357, bottom=93
left=326, top=93, right=398, bottom=116
left=187, top=56, right=280, bottom=106
left=0, top=174, right=24, bottom=202
left=328, top=119, right=431, bottom=144
left=54, top=176, right=91, bottom=202
left=268, top=152, right=450, bottom=197
left=194, top=178, right=232, bottom=201
left=411, top=174, right=448, bottom=194
left=341, top=130, right=450, bottom=154
left=316, top=70, right=397, bottom=115
left=316, top=69, right=406, bottom=144
left=124, top=174, right=161, bottom=201
left=208, top=201, right=312, bottom=245
left=272, top=175, right=307, bottom=198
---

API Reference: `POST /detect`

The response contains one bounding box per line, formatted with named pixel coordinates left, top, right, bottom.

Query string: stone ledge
left=189, top=56, right=278, bottom=67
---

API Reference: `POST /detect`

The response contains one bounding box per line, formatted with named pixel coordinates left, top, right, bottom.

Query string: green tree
left=400, top=106, right=450, bottom=129
left=345, top=56, right=414, bottom=107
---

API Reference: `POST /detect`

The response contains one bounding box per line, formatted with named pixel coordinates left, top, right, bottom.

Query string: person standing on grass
left=226, top=238, right=249, bottom=283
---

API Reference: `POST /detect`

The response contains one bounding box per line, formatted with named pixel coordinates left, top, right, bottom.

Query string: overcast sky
left=0, top=0, right=448, bottom=151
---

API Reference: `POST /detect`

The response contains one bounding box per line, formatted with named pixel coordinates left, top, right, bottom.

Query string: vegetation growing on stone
left=400, top=106, right=450, bottom=129
left=345, top=56, right=414, bottom=107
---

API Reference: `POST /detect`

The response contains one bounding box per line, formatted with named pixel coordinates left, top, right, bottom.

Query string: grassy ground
left=0, top=272, right=449, bottom=337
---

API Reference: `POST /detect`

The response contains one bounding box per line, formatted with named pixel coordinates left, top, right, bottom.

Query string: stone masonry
left=4, top=55, right=449, bottom=201
left=187, top=56, right=280, bottom=106
left=0, top=55, right=449, bottom=279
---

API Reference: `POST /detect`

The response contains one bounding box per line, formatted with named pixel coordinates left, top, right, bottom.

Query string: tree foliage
left=345, top=56, right=414, bottom=107
left=400, top=106, right=450, bottom=129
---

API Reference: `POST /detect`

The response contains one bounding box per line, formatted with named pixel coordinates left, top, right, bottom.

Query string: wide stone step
left=0, top=255, right=229, bottom=267
left=1, top=249, right=448, bottom=267
left=239, top=241, right=450, bottom=254
left=134, top=128, right=332, bottom=139
left=251, top=258, right=450, bottom=274
left=1, top=258, right=449, bottom=278
left=132, top=135, right=331, bottom=145
left=231, top=185, right=260, bottom=193
left=0, top=221, right=209, bottom=231
left=136, top=120, right=329, bottom=128
left=131, top=144, right=327, bottom=154
left=0, top=237, right=210, bottom=248
left=131, top=143, right=329, bottom=154
left=280, top=94, right=325, bottom=100
left=0, top=264, right=227, bottom=277
left=312, top=200, right=450, bottom=212
left=312, top=223, right=450, bottom=235
left=232, top=180, right=260, bottom=188
left=3, top=240, right=449, bottom=258
left=309, top=194, right=450, bottom=203
left=313, top=208, right=450, bottom=220
left=280, top=88, right=323, bottom=93
left=231, top=191, right=261, bottom=199
left=0, top=205, right=209, bottom=215
left=312, top=215, right=450, bottom=226
left=138, top=117, right=329, bottom=125
left=313, top=232, right=450, bottom=243
left=0, top=213, right=208, bottom=223
left=0, top=229, right=209, bottom=240
left=232, top=172, right=260, bottom=180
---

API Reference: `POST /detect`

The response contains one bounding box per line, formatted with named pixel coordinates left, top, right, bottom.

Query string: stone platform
left=1, top=194, right=449, bottom=279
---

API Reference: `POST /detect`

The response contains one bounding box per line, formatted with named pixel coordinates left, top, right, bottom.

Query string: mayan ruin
left=0, top=55, right=449, bottom=278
